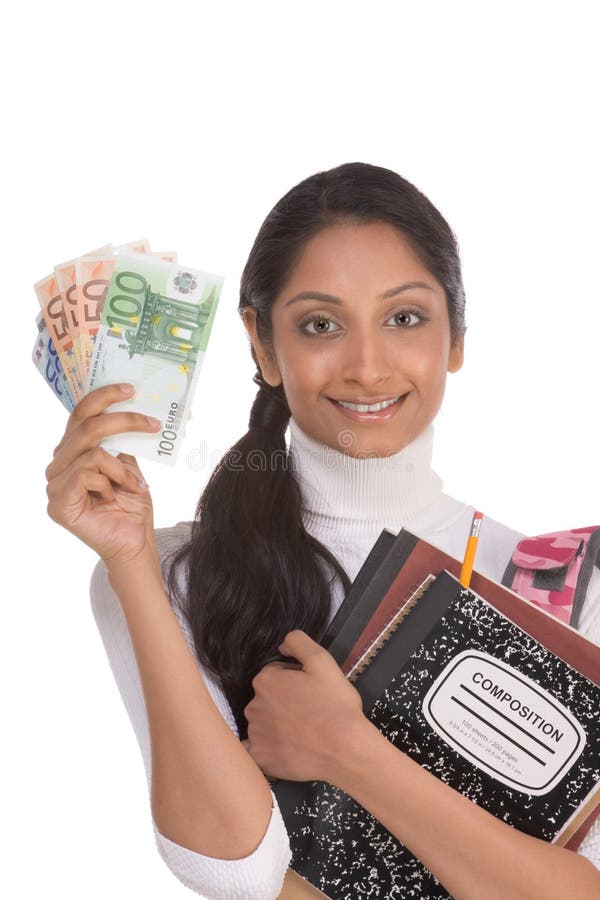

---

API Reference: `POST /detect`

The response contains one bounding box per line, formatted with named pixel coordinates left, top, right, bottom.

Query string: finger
left=85, top=472, right=117, bottom=502
left=46, top=467, right=115, bottom=526
left=116, top=452, right=144, bottom=475
left=117, top=453, right=149, bottom=487
left=47, top=411, right=160, bottom=480
left=278, top=630, right=331, bottom=670
left=261, top=660, right=294, bottom=671
left=57, top=383, right=137, bottom=450
left=47, top=447, right=149, bottom=505
left=117, top=452, right=139, bottom=465
left=258, top=657, right=303, bottom=673
left=251, top=662, right=284, bottom=688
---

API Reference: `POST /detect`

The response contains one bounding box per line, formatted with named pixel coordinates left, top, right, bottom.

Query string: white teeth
left=336, top=396, right=400, bottom=412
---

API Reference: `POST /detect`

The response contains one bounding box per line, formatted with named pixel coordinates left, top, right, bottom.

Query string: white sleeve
left=574, top=562, right=600, bottom=871
left=89, top=556, right=292, bottom=899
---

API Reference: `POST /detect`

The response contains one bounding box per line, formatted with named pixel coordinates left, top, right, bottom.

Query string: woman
left=45, top=162, right=600, bottom=899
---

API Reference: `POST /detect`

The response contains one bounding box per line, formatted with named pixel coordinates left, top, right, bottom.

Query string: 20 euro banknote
left=87, top=252, right=223, bottom=465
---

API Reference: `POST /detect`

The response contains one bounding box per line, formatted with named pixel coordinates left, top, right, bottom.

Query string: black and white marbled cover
left=278, top=587, right=600, bottom=899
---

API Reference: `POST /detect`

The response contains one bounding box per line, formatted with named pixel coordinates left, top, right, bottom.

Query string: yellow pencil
left=459, top=511, right=483, bottom=588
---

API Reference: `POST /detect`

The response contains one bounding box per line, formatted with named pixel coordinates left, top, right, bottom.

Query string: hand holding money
left=33, top=240, right=223, bottom=466
left=45, top=384, right=161, bottom=570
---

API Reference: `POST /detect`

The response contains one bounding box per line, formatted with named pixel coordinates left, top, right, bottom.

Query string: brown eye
left=300, top=315, right=342, bottom=336
left=388, top=310, right=422, bottom=328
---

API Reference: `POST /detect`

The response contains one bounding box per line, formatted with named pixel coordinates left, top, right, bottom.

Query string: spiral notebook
left=272, top=529, right=600, bottom=900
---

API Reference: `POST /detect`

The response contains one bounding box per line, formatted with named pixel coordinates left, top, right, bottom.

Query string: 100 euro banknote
left=87, top=252, right=223, bottom=465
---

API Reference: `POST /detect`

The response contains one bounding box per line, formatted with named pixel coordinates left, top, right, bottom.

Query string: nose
left=340, top=328, right=394, bottom=389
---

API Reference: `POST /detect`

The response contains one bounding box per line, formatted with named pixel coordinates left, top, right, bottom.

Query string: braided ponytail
left=166, top=364, right=351, bottom=739
left=247, top=372, right=290, bottom=438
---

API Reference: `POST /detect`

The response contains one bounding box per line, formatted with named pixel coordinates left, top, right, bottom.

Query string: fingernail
left=138, top=477, right=149, bottom=490
left=120, top=383, right=135, bottom=394
left=146, top=416, right=161, bottom=428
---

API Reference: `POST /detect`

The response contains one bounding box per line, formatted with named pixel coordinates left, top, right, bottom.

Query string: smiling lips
left=328, top=393, right=408, bottom=421
left=335, top=396, right=401, bottom=412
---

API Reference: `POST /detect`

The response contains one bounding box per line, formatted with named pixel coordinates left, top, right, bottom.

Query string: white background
left=2, top=1, right=599, bottom=897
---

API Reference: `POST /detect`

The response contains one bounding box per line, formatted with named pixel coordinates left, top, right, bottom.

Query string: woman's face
left=243, top=221, right=464, bottom=458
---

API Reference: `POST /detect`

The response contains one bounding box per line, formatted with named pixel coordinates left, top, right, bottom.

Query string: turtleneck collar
left=287, top=416, right=444, bottom=532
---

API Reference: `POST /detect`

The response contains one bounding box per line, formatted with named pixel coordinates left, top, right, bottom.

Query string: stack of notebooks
left=272, top=529, right=600, bottom=900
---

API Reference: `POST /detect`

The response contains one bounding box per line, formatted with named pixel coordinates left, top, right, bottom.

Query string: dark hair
left=166, top=161, right=467, bottom=739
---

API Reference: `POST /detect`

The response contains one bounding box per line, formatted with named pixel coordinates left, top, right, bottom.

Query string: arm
left=325, top=715, right=600, bottom=900
left=92, top=551, right=291, bottom=899
left=45, top=385, right=291, bottom=898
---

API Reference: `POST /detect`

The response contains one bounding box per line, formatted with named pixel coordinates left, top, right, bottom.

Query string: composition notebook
left=271, top=529, right=600, bottom=900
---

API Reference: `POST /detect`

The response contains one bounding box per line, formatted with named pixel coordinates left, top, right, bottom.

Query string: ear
left=242, top=307, right=283, bottom=387
left=447, top=336, right=464, bottom=374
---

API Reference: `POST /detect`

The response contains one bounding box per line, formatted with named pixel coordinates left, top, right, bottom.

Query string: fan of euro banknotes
left=32, top=240, right=224, bottom=465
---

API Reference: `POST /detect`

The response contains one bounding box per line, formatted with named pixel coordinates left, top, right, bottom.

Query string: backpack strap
left=501, top=527, right=600, bottom=629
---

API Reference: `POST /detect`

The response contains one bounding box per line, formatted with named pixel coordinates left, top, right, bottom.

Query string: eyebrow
left=283, top=281, right=435, bottom=308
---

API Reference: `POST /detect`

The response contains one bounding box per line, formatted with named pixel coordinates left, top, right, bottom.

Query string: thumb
left=278, top=629, right=328, bottom=670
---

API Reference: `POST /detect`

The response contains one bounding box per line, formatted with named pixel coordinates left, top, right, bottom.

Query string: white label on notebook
left=422, top=649, right=586, bottom=795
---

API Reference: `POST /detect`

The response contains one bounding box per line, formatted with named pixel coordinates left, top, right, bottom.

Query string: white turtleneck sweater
left=90, top=418, right=600, bottom=899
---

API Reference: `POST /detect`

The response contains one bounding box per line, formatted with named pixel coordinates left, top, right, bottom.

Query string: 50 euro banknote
left=87, top=252, right=223, bottom=465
